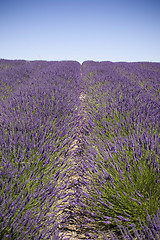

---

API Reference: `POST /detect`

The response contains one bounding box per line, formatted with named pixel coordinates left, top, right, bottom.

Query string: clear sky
left=0, top=0, right=160, bottom=63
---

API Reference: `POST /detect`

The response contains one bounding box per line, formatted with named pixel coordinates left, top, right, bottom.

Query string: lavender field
left=0, top=59, right=160, bottom=239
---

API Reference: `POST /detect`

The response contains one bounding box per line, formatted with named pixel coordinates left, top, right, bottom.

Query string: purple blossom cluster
left=80, top=61, right=160, bottom=239
left=0, top=59, right=160, bottom=239
left=0, top=60, right=83, bottom=239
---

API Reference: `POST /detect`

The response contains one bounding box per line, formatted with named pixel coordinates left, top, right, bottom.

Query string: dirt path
left=57, top=92, right=88, bottom=240
left=53, top=68, right=106, bottom=239
left=52, top=66, right=90, bottom=239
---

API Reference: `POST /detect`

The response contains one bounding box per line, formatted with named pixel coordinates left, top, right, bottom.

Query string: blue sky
left=0, top=0, right=160, bottom=63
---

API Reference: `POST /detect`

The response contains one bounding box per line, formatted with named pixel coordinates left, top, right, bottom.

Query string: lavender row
left=0, top=60, right=83, bottom=239
left=1, top=59, right=160, bottom=239
left=81, top=61, right=160, bottom=239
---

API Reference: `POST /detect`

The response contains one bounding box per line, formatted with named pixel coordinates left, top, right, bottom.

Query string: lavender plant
left=0, top=60, right=82, bottom=239
left=1, top=59, right=160, bottom=239
left=81, top=61, right=160, bottom=239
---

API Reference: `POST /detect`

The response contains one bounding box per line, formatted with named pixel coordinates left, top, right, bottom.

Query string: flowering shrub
left=0, top=60, right=82, bottom=239
left=81, top=61, right=160, bottom=239
left=0, top=59, right=160, bottom=239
